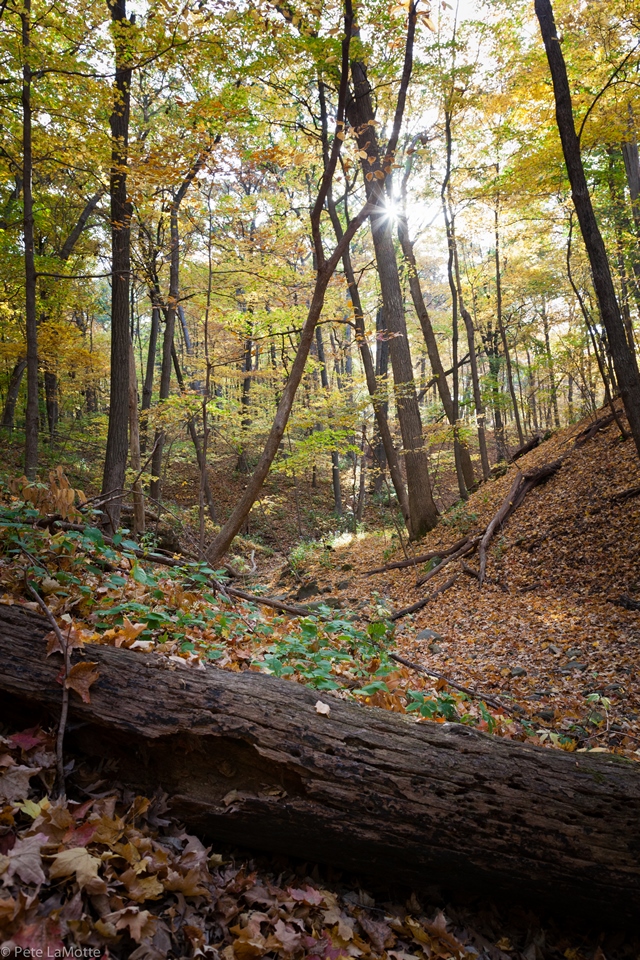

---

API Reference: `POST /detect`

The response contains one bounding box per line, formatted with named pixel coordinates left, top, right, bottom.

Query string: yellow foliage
left=9, top=466, right=87, bottom=521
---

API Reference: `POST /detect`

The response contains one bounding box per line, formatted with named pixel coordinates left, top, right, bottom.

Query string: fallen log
left=478, top=459, right=563, bottom=585
left=573, top=411, right=616, bottom=446
left=1, top=603, right=640, bottom=925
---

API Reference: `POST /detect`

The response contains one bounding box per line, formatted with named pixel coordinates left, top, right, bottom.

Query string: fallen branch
left=478, top=460, right=563, bottom=585
left=224, top=586, right=313, bottom=618
left=415, top=538, right=479, bottom=588
left=390, top=574, right=459, bottom=621
left=388, top=651, right=513, bottom=713
left=610, top=484, right=640, bottom=503
left=365, top=537, right=469, bottom=575
left=22, top=574, right=70, bottom=798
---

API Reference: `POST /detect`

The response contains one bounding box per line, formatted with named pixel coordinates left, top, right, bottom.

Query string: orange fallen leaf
left=64, top=661, right=100, bottom=703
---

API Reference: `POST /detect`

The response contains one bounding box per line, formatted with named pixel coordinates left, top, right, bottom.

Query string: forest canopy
left=0, top=0, right=639, bottom=553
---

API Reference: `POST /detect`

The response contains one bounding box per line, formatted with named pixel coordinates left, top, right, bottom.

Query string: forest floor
left=1, top=407, right=640, bottom=958
left=263, top=409, right=640, bottom=762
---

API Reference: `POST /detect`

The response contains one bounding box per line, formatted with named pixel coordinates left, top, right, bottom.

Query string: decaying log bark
left=1, top=603, right=640, bottom=924
left=510, top=434, right=541, bottom=461
left=573, top=411, right=616, bottom=446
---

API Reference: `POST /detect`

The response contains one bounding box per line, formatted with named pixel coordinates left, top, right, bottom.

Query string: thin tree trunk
left=129, top=340, right=145, bottom=535
left=452, top=245, right=490, bottom=479
left=101, top=0, right=133, bottom=530
left=236, top=325, right=253, bottom=474
left=171, top=344, right=216, bottom=522
left=494, top=199, right=525, bottom=444
left=43, top=370, right=58, bottom=441
left=536, top=0, right=640, bottom=457
left=397, top=209, right=474, bottom=492
left=150, top=150, right=211, bottom=503
left=316, top=326, right=342, bottom=515
left=374, top=308, right=389, bottom=492
left=140, top=301, right=160, bottom=453
left=21, top=0, right=38, bottom=479
left=150, top=210, right=179, bottom=505
left=1, top=359, right=26, bottom=430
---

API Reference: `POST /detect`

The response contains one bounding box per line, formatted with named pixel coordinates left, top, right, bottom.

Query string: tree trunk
left=326, top=198, right=410, bottom=530
left=541, top=304, right=560, bottom=429
left=535, top=0, right=640, bottom=457
left=21, top=0, right=38, bottom=479
left=140, top=301, right=160, bottom=453
left=1, top=359, right=26, bottom=430
left=347, top=59, right=438, bottom=538
left=397, top=211, right=474, bottom=491
left=453, top=261, right=490, bottom=479
left=150, top=205, right=180, bottom=506
left=236, top=327, right=253, bottom=474
left=316, top=326, right=342, bottom=515
left=171, top=343, right=216, bottom=522
left=101, top=0, right=133, bottom=531
left=149, top=150, right=212, bottom=503
left=43, top=370, right=58, bottom=441
left=1, top=603, right=639, bottom=926
left=494, top=200, right=525, bottom=445
left=129, top=339, right=145, bottom=535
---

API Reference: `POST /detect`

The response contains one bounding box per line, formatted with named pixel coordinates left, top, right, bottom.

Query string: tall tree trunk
left=1, top=359, right=26, bottom=430
left=347, top=52, right=438, bottom=538
left=494, top=199, right=525, bottom=445
left=317, top=71, right=410, bottom=530
left=21, top=0, right=38, bottom=479
left=373, top=308, right=388, bottom=493
left=452, top=244, right=490, bottom=479
left=607, top=147, right=639, bottom=364
left=236, top=325, right=253, bottom=473
left=101, top=0, right=133, bottom=530
left=150, top=205, right=180, bottom=505
left=171, top=344, right=216, bottom=522
left=129, top=340, right=145, bottom=535
left=438, top=112, right=474, bottom=497
left=140, top=300, right=160, bottom=453
left=43, top=370, right=58, bottom=441
left=397, top=209, right=474, bottom=492
left=326, top=194, right=411, bottom=529
left=541, top=304, right=560, bottom=429
left=316, top=326, right=342, bottom=515
left=150, top=150, right=211, bottom=504
left=535, top=0, right=640, bottom=457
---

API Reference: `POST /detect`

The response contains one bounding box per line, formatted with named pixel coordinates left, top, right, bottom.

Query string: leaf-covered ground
left=1, top=408, right=640, bottom=956
left=272, top=413, right=640, bottom=760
